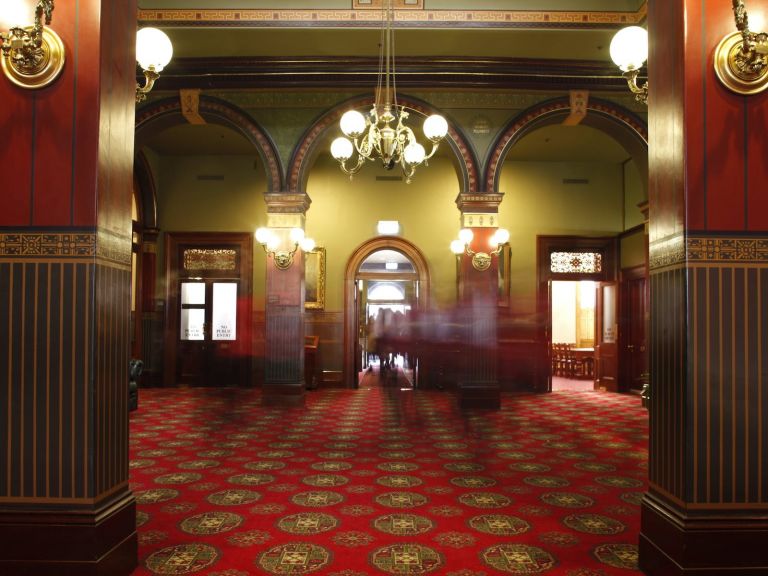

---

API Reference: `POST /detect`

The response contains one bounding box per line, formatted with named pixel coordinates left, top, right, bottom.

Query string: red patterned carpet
left=129, top=384, right=647, bottom=575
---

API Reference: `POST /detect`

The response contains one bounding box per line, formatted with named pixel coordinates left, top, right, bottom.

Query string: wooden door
left=595, top=281, right=619, bottom=392
left=164, top=233, right=252, bottom=387
left=177, top=280, right=241, bottom=386
left=622, top=274, right=647, bottom=392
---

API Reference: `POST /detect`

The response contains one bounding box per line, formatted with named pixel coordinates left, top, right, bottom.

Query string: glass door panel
left=212, top=282, right=238, bottom=341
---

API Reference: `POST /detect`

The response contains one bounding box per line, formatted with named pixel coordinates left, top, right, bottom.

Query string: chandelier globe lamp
left=330, top=0, right=449, bottom=183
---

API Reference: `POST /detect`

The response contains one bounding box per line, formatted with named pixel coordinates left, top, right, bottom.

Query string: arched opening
left=344, top=237, right=430, bottom=389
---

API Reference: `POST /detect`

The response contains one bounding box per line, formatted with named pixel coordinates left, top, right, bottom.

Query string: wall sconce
left=450, top=227, right=509, bottom=271
left=714, top=0, right=768, bottom=94
left=136, top=27, right=173, bottom=103
left=0, top=0, right=65, bottom=89
left=609, top=26, right=648, bottom=105
left=255, top=227, right=316, bottom=270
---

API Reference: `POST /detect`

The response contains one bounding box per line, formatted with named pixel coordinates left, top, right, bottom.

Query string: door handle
left=627, top=344, right=635, bottom=351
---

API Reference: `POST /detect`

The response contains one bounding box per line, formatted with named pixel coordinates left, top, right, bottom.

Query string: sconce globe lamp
left=609, top=25, right=648, bottom=104
left=0, top=0, right=65, bottom=89
left=330, top=0, right=449, bottom=183
left=255, top=227, right=316, bottom=270
left=714, top=0, right=768, bottom=95
left=136, top=27, right=173, bottom=103
left=451, top=227, right=510, bottom=272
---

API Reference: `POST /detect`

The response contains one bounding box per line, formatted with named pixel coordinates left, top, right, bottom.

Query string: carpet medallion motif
left=278, top=512, right=339, bottom=534
left=373, top=513, right=434, bottom=535
left=257, top=543, right=331, bottom=574
left=145, top=543, right=219, bottom=574
left=179, top=511, right=243, bottom=535
left=369, top=544, right=443, bottom=574
left=468, top=514, right=530, bottom=535
left=481, top=543, right=556, bottom=573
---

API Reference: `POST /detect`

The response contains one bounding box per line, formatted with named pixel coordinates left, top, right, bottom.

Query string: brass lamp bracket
left=714, top=31, right=768, bottom=94
left=714, top=1, right=768, bottom=95
left=471, top=252, right=492, bottom=271
left=0, top=1, right=65, bottom=90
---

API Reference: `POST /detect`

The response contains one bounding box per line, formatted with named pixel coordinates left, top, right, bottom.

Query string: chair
left=129, top=359, right=143, bottom=412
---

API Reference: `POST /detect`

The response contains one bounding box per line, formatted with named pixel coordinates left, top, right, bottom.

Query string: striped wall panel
left=266, top=305, right=304, bottom=383
left=649, top=267, right=687, bottom=502
left=689, top=265, right=768, bottom=505
left=0, top=261, right=94, bottom=501
left=650, top=234, right=768, bottom=507
left=0, top=234, right=131, bottom=502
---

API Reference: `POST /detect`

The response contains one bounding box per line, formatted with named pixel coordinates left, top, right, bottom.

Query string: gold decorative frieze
left=0, top=232, right=96, bottom=258
left=461, top=213, right=498, bottom=228
left=97, top=228, right=133, bottom=267
left=649, top=233, right=686, bottom=270
left=138, top=7, right=646, bottom=28
left=651, top=234, right=768, bottom=269
left=687, top=236, right=768, bottom=264
left=183, top=248, right=237, bottom=271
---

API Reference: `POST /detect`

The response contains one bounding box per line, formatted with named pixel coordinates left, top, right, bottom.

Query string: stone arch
left=343, top=236, right=431, bottom=388
left=484, top=97, right=648, bottom=194
left=133, top=150, right=157, bottom=229
left=287, top=94, right=480, bottom=194
left=135, top=95, right=284, bottom=192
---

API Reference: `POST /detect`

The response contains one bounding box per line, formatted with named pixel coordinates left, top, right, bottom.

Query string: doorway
left=550, top=280, right=596, bottom=391
left=344, top=237, right=430, bottom=388
left=164, top=232, right=252, bottom=387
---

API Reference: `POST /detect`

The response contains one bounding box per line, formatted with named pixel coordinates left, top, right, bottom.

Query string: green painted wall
left=620, top=228, right=646, bottom=270
left=154, top=154, right=268, bottom=306
left=623, top=160, right=646, bottom=230
left=305, top=154, right=461, bottom=311
left=498, top=160, right=624, bottom=316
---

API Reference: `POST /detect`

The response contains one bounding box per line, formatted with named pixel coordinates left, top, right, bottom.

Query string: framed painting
left=305, top=247, right=326, bottom=310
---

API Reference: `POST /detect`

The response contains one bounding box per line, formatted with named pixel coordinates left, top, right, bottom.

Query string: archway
left=344, top=236, right=431, bottom=388
left=484, top=96, right=648, bottom=194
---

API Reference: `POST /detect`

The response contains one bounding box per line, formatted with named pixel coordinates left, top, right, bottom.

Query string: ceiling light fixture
left=609, top=26, right=648, bottom=105
left=136, top=27, right=173, bottom=103
left=714, top=0, right=768, bottom=94
left=0, top=0, right=65, bottom=89
left=330, top=0, right=448, bottom=183
left=450, top=227, right=510, bottom=272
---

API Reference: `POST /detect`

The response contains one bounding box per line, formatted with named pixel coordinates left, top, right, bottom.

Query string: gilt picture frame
left=305, top=247, right=326, bottom=310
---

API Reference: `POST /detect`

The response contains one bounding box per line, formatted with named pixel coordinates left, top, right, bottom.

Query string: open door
left=595, top=281, right=619, bottom=392
left=546, top=280, right=553, bottom=392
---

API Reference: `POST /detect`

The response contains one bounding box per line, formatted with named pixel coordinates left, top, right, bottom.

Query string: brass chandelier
left=330, top=0, right=448, bottom=183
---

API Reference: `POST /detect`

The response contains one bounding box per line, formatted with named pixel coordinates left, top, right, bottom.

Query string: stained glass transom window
left=550, top=251, right=602, bottom=274
left=183, top=249, right=237, bottom=271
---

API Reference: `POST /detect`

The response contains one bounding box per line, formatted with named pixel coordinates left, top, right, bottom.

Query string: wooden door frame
left=163, top=232, right=253, bottom=386
left=343, top=237, right=430, bottom=388
left=536, top=235, right=618, bottom=392
left=619, top=264, right=647, bottom=392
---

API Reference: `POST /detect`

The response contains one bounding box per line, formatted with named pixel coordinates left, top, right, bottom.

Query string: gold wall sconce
left=714, top=0, right=768, bottom=94
left=136, top=27, right=173, bottom=103
left=610, top=26, right=648, bottom=105
left=450, top=227, right=509, bottom=272
left=255, top=227, right=316, bottom=270
left=1, top=0, right=65, bottom=89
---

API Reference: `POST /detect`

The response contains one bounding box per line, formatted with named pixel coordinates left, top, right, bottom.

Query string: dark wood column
left=262, top=193, right=311, bottom=407
left=0, top=1, right=138, bottom=574
left=455, top=193, right=504, bottom=409
left=642, top=1, right=768, bottom=573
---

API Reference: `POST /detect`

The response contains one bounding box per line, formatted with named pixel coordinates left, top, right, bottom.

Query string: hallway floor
left=129, top=386, right=647, bottom=575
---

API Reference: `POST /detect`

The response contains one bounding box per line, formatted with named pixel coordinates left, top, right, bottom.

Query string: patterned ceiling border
left=138, top=6, right=646, bottom=29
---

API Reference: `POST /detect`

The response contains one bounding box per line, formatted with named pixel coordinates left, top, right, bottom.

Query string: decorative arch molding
left=343, top=236, right=431, bottom=389
left=133, top=150, right=158, bottom=229
left=484, top=97, right=648, bottom=194
left=287, top=95, right=480, bottom=194
left=135, top=96, right=284, bottom=192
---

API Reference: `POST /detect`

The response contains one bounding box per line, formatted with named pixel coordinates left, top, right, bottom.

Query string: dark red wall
left=652, top=0, right=768, bottom=235
left=0, top=0, right=135, bottom=230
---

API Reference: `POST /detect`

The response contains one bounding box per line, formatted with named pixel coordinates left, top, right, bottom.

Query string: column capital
left=456, top=192, right=504, bottom=214
left=264, top=192, right=312, bottom=214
